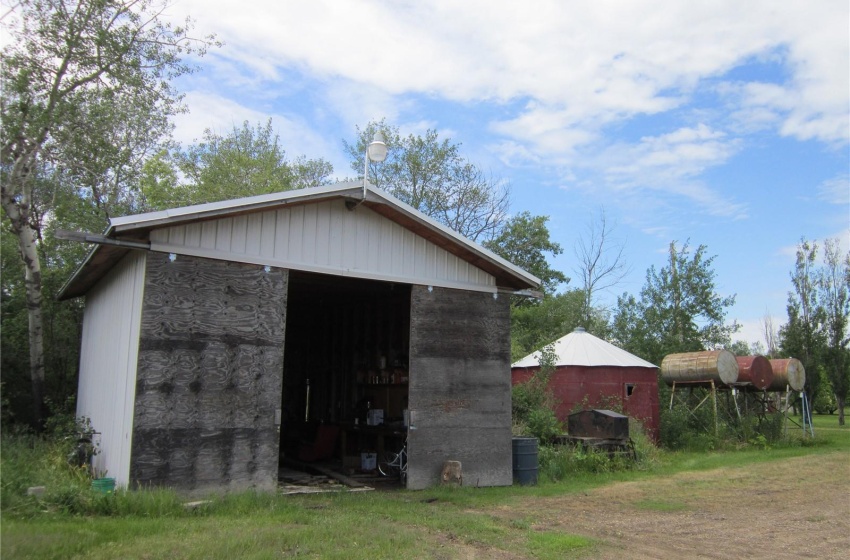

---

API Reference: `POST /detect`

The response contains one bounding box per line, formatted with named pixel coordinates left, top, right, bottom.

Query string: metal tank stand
left=669, top=380, right=719, bottom=437
left=800, top=391, right=814, bottom=438
left=782, top=388, right=815, bottom=438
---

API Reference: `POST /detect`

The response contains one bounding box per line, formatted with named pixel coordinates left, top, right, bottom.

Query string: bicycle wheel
left=377, top=452, right=400, bottom=477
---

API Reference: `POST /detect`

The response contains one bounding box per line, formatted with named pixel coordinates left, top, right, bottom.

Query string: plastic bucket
left=92, top=477, right=115, bottom=494
left=512, top=437, right=538, bottom=485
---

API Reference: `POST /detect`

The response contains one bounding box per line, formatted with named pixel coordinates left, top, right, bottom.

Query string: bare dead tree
left=573, top=208, right=631, bottom=329
left=762, top=311, right=779, bottom=358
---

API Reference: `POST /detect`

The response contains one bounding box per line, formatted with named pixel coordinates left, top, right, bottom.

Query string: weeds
left=537, top=420, right=659, bottom=481
left=512, top=343, right=563, bottom=442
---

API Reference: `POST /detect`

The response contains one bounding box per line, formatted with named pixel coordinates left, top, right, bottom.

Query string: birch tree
left=1, top=0, right=214, bottom=427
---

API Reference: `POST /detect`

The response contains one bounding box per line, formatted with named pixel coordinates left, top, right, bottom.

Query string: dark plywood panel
left=131, top=252, right=287, bottom=494
left=407, top=286, right=512, bottom=489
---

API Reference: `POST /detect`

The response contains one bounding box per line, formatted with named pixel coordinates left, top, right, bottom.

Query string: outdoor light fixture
left=363, top=131, right=388, bottom=198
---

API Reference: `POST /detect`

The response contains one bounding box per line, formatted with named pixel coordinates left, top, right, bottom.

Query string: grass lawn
left=2, top=414, right=847, bottom=560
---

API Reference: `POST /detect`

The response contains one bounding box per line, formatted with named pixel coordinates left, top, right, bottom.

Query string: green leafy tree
left=726, top=340, right=753, bottom=357
left=291, top=155, right=334, bottom=191
left=779, top=238, right=827, bottom=413
left=818, top=238, right=850, bottom=424
left=138, top=149, right=181, bottom=210
left=344, top=120, right=509, bottom=242
left=611, top=240, right=738, bottom=366
left=484, top=212, right=568, bottom=296
left=142, top=121, right=334, bottom=211
left=1, top=0, right=214, bottom=427
left=169, top=119, right=332, bottom=208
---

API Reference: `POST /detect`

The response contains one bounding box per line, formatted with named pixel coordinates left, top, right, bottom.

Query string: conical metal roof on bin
left=512, top=327, right=657, bottom=369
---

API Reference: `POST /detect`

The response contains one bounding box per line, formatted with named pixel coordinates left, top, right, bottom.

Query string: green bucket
left=92, top=477, right=115, bottom=494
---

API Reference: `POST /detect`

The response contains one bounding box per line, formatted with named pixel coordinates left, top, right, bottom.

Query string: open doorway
left=279, top=271, right=410, bottom=485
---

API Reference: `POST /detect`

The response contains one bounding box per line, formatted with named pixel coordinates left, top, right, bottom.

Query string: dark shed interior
left=280, top=271, right=410, bottom=469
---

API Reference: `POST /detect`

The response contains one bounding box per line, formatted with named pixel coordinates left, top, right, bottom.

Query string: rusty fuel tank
left=767, top=358, right=806, bottom=392
left=735, top=356, right=774, bottom=390
left=661, top=350, right=739, bottom=387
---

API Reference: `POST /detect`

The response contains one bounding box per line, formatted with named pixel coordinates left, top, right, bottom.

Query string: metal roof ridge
left=60, top=181, right=542, bottom=299
left=364, top=184, right=541, bottom=287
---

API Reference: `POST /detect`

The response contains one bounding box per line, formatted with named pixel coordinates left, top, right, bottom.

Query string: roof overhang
left=59, top=181, right=541, bottom=300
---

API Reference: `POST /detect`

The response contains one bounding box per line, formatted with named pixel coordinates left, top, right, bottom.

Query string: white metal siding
left=76, top=252, right=146, bottom=486
left=148, top=199, right=497, bottom=292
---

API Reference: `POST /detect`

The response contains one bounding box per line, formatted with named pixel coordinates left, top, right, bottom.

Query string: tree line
left=2, top=0, right=848, bottom=430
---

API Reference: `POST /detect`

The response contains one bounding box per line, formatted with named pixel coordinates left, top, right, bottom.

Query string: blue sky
left=162, top=0, right=849, bottom=347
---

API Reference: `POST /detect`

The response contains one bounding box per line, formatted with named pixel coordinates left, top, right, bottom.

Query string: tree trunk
left=18, top=223, right=46, bottom=429
left=838, top=395, right=846, bottom=426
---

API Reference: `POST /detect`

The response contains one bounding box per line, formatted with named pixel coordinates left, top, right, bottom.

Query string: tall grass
left=0, top=430, right=188, bottom=518
left=538, top=419, right=660, bottom=482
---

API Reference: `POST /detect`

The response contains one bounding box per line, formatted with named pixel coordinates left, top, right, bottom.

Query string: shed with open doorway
left=511, top=328, right=660, bottom=442
left=60, top=182, right=539, bottom=493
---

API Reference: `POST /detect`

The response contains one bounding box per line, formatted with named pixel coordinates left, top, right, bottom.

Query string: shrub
left=526, top=407, right=560, bottom=444
left=512, top=343, right=564, bottom=441
left=537, top=419, right=660, bottom=482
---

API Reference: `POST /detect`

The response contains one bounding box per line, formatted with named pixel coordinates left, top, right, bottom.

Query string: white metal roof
left=59, top=181, right=541, bottom=299
left=512, top=327, right=658, bottom=368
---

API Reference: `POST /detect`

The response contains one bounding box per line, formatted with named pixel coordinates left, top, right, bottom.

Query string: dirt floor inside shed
left=493, top=450, right=849, bottom=559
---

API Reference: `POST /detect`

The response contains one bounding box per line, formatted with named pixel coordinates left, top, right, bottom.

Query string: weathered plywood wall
left=407, top=285, right=512, bottom=489
left=131, top=252, right=287, bottom=494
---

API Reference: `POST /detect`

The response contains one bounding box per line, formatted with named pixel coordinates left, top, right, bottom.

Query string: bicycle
left=377, top=440, right=407, bottom=485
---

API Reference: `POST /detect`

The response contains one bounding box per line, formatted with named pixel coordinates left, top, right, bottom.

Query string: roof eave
left=59, top=181, right=541, bottom=299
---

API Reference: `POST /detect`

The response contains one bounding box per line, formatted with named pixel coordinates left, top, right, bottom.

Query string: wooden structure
left=567, top=409, right=629, bottom=439
left=511, top=328, right=660, bottom=442
left=560, top=409, right=635, bottom=459
left=61, top=182, right=539, bottom=493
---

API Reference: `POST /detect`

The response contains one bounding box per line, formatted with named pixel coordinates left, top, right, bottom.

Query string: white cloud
left=733, top=315, right=784, bottom=348
left=160, top=0, right=847, bottom=220
left=818, top=174, right=850, bottom=206
left=171, top=91, right=349, bottom=175
left=586, top=124, right=747, bottom=218
left=167, top=1, right=847, bottom=141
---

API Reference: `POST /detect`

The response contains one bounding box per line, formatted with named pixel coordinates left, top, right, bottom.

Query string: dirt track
left=498, top=450, right=850, bottom=559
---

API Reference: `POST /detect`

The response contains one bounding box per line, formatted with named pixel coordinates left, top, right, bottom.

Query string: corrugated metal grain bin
left=511, top=328, right=660, bottom=443
left=735, top=356, right=774, bottom=390
left=568, top=409, right=629, bottom=440
left=661, top=350, right=739, bottom=386
left=767, top=358, right=806, bottom=392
